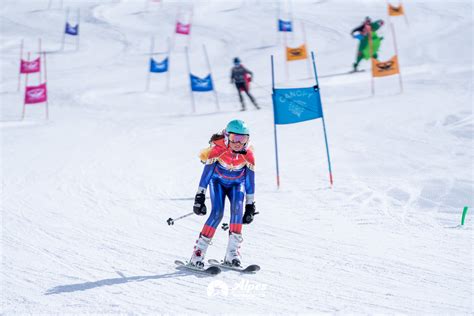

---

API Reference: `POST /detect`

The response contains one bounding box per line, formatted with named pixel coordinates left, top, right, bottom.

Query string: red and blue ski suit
left=197, top=138, right=255, bottom=238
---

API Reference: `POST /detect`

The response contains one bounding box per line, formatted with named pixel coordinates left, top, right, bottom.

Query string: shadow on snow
left=45, top=267, right=213, bottom=295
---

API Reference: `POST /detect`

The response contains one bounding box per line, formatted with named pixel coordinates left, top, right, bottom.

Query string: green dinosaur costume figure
left=351, top=17, right=384, bottom=71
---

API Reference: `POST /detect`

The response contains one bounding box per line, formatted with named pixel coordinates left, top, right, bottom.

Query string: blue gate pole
left=271, top=55, right=281, bottom=188
left=311, top=51, right=333, bottom=186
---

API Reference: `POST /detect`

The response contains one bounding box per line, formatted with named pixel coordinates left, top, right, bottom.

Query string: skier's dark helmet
left=233, top=57, right=241, bottom=66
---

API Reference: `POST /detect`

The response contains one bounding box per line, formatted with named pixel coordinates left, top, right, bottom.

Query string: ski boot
left=352, top=62, right=358, bottom=72
left=190, top=234, right=211, bottom=268
left=224, top=232, right=243, bottom=267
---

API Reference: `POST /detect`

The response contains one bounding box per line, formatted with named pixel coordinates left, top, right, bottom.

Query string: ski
left=208, top=259, right=260, bottom=273
left=174, top=260, right=221, bottom=275
left=319, top=69, right=365, bottom=78
left=348, top=69, right=366, bottom=74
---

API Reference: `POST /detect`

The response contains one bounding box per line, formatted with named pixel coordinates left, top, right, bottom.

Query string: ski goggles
left=228, top=133, right=249, bottom=145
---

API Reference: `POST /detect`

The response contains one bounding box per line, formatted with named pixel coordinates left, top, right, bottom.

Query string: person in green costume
left=351, top=17, right=384, bottom=72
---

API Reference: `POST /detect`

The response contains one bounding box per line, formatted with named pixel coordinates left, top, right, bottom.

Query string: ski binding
left=208, top=259, right=260, bottom=273
left=175, top=260, right=221, bottom=275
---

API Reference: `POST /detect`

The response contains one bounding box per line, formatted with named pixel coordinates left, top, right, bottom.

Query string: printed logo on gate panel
left=375, top=61, right=394, bottom=71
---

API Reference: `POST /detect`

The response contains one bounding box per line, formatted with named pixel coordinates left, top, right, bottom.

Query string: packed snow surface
left=1, top=0, right=472, bottom=314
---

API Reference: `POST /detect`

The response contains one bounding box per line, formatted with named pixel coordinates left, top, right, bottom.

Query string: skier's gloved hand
left=193, top=193, right=207, bottom=216
left=243, top=202, right=258, bottom=224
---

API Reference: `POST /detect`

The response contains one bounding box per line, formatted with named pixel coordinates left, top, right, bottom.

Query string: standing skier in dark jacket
left=230, top=57, right=260, bottom=111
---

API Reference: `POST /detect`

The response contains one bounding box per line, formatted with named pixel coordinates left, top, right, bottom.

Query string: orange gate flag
left=286, top=44, right=308, bottom=61
left=388, top=4, right=405, bottom=16
left=371, top=55, right=400, bottom=77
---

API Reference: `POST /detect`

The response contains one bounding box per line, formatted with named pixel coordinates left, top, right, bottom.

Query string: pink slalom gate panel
left=25, top=83, right=47, bottom=104
left=176, top=22, right=191, bottom=35
left=20, top=57, right=41, bottom=74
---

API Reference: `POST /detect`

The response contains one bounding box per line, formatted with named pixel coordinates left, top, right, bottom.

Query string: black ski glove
left=243, top=202, right=258, bottom=224
left=193, top=193, right=207, bottom=216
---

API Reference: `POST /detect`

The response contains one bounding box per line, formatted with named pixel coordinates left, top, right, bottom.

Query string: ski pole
left=167, top=212, right=194, bottom=226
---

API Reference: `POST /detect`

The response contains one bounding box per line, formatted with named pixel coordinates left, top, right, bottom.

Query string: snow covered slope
left=1, top=0, right=472, bottom=313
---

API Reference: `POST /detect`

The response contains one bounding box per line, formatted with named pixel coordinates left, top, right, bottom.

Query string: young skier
left=230, top=57, right=260, bottom=111
left=351, top=17, right=384, bottom=72
left=190, top=119, right=258, bottom=268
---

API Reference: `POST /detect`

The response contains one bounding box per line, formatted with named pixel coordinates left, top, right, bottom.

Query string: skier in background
left=230, top=57, right=260, bottom=111
left=190, top=119, right=258, bottom=268
left=351, top=17, right=384, bottom=72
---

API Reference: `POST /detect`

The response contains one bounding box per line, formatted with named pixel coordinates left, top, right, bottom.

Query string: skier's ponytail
left=209, top=132, right=225, bottom=143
